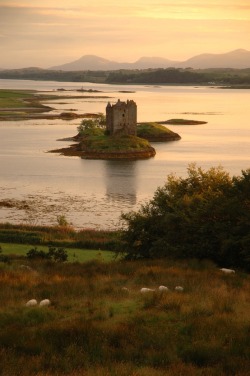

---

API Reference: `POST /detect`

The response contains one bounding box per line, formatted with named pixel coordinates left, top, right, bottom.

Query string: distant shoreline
left=1, top=65, right=250, bottom=87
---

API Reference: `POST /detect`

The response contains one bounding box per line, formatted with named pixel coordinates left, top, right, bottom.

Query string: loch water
left=0, top=79, right=249, bottom=228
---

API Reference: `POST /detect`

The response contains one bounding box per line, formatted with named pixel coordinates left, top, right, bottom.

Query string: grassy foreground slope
left=0, top=258, right=249, bottom=375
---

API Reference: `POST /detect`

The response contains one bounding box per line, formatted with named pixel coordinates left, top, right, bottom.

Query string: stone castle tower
left=106, top=99, right=137, bottom=136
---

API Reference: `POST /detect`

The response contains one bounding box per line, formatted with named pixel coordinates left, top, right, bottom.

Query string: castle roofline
left=107, top=99, right=136, bottom=109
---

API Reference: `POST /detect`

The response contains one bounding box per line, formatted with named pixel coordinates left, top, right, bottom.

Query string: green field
left=0, top=243, right=115, bottom=263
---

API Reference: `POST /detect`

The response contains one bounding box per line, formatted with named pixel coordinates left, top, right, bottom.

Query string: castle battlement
left=106, top=99, right=137, bottom=136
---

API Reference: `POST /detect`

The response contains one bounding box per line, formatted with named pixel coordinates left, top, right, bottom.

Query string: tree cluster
left=106, top=68, right=250, bottom=85
left=77, top=115, right=106, bottom=136
left=121, top=165, right=250, bottom=270
left=107, top=69, right=207, bottom=84
left=1, top=67, right=250, bottom=85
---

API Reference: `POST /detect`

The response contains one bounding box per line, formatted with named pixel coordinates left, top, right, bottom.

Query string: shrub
left=26, top=246, right=68, bottom=262
left=48, top=246, right=68, bottom=262
left=0, top=246, right=10, bottom=263
left=121, top=165, right=250, bottom=270
left=77, top=116, right=106, bottom=136
left=56, top=215, right=69, bottom=227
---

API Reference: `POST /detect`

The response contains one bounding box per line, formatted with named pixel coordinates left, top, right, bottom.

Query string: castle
left=106, top=99, right=137, bottom=136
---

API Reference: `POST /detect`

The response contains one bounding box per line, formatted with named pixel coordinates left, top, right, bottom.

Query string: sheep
left=39, top=299, right=51, bottom=307
left=158, top=285, right=169, bottom=292
left=220, top=268, right=235, bottom=274
left=140, top=288, right=155, bottom=293
left=20, top=265, right=32, bottom=271
left=175, top=286, right=184, bottom=292
left=25, top=299, right=38, bottom=307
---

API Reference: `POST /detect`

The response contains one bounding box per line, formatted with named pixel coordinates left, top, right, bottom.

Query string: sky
left=0, top=0, right=250, bottom=68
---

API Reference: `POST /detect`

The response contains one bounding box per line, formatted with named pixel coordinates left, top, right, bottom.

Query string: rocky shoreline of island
left=50, top=143, right=157, bottom=160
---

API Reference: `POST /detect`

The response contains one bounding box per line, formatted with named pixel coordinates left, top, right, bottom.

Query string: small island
left=159, top=119, right=207, bottom=125
left=50, top=99, right=181, bottom=160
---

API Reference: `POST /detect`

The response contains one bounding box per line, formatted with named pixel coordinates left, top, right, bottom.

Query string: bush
left=26, top=246, right=68, bottom=262
left=0, top=246, right=10, bottom=263
left=121, top=165, right=250, bottom=270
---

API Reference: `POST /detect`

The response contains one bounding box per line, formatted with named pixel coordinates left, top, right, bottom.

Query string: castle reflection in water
left=104, top=160, right=137, bottom=205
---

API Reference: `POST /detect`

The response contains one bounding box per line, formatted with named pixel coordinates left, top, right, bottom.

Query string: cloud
left=0, top=0, right=249, bottom=68
left=1, top=1, right=250, bottom=23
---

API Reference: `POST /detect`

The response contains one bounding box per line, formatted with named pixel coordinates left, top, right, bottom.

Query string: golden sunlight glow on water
left=0, top=80, right=249, bottom=228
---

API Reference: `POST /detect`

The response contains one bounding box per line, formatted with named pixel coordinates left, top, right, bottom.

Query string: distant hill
left=50, top=55, right=179, bottom=71
left=50, top=49, right=250, bottom=71
left=50, top=55, right=180, bottom=71
left=132, top=56, right=180, bottom=69
left=177, top=49, right=250, bottom=69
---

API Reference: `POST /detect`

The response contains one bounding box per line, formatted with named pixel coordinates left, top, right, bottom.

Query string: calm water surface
left=0, top=79, right=249, bottom=228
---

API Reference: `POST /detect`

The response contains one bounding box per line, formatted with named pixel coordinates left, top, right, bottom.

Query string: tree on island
left=77, top=115, right=106, bottom=135
left=121, top=164, right=250, bottom=270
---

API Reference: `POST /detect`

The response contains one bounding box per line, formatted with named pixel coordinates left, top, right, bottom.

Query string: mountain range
left=50, top=49, right=250, bottom=71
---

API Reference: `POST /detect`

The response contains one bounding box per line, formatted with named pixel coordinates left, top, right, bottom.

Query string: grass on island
left=162, top=119, right=207, bottom=125
left=78, top=122, right=179, bottom=154
left=82, top=131, right=152, bottom=152
left=0, top=257, right=249, bottom=375
left=137, top=122, right=179, bottom=138
left=0, top=89, right=35, bottom=109
left=0, top=89, right=107, bottom=120
left=77, top=126, right=153, bottom=152
left=0, top=89, right=52, bottom=118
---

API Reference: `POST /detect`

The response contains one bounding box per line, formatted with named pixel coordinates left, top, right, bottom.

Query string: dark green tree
left=121, top=165, right=250, bottom=270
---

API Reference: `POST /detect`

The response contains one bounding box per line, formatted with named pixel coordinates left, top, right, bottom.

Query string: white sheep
left=175, top=286, right=184, bottom=292
left=220, top=268, right=235, bottom=274
left=25, top=299, right=38, bottom=307
left=158, top=285, right=169, bottom=292
left=140, top=288, right=155, bottom=293
left=39, top=299, right=51, bottom=307
left=20, top=265, right=32, bottom=271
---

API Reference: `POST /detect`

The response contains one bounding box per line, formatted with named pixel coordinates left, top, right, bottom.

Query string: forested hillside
left=1, top=67, right=250, bottom=85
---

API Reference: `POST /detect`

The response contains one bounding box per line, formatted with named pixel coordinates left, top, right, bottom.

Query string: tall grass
left=0, top=222, right=120, bottom=250
left=0, top=258, right=249, bottom=375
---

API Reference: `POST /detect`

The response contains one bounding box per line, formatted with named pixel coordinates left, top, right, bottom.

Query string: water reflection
left=104, top=160, right=137, bottom=204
